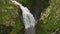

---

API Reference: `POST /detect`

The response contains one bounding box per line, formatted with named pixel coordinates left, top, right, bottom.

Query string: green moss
left=10, top=18, right=24, bottom=34
left=39, top=0, right=60, bottom=34
left=2, top=12, right=11, bottom=21
left=0, top=0, right=17, bottom=9
left=0, top=0, right=60, bottom=34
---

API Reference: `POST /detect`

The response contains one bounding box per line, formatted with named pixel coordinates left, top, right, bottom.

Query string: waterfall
left=10, top=0, right=36, bottom=34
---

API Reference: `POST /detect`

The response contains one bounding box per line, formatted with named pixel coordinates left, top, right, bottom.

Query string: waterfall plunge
left=11, top=0, right=36, bottom=34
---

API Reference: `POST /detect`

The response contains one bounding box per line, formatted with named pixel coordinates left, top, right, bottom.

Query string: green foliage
left=0, top=25, right=13, bottom=34
left=2, top=12, right=11, bottom=21
left=0, top=0, right=60, bottom=34
left=19, top=0, right=32, bottom=8
left=10, top=18, right=23, bottom=34
left=0, top=0, right=17, bottom=9
left=38, top=0, right=60, bottom=34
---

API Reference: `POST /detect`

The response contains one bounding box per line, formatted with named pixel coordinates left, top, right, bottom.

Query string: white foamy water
left=11, top=0, right=36, bottom=34
left=10, top=0, right=36, bottom=29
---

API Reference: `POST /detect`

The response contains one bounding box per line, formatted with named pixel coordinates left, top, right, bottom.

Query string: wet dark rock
left=0, top=24, right=13, bottom=34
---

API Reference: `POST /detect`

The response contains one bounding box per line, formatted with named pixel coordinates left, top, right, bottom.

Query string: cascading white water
left=11, top=0, right=36, bottom=34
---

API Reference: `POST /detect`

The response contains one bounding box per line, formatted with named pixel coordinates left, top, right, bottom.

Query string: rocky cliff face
left=0, top=0, right=60, bottom=34
left=37, top=0, right=60, bottom=34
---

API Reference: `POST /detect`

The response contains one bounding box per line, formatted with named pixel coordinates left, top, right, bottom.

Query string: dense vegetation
left=0, top=0, right=60, bottom=34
